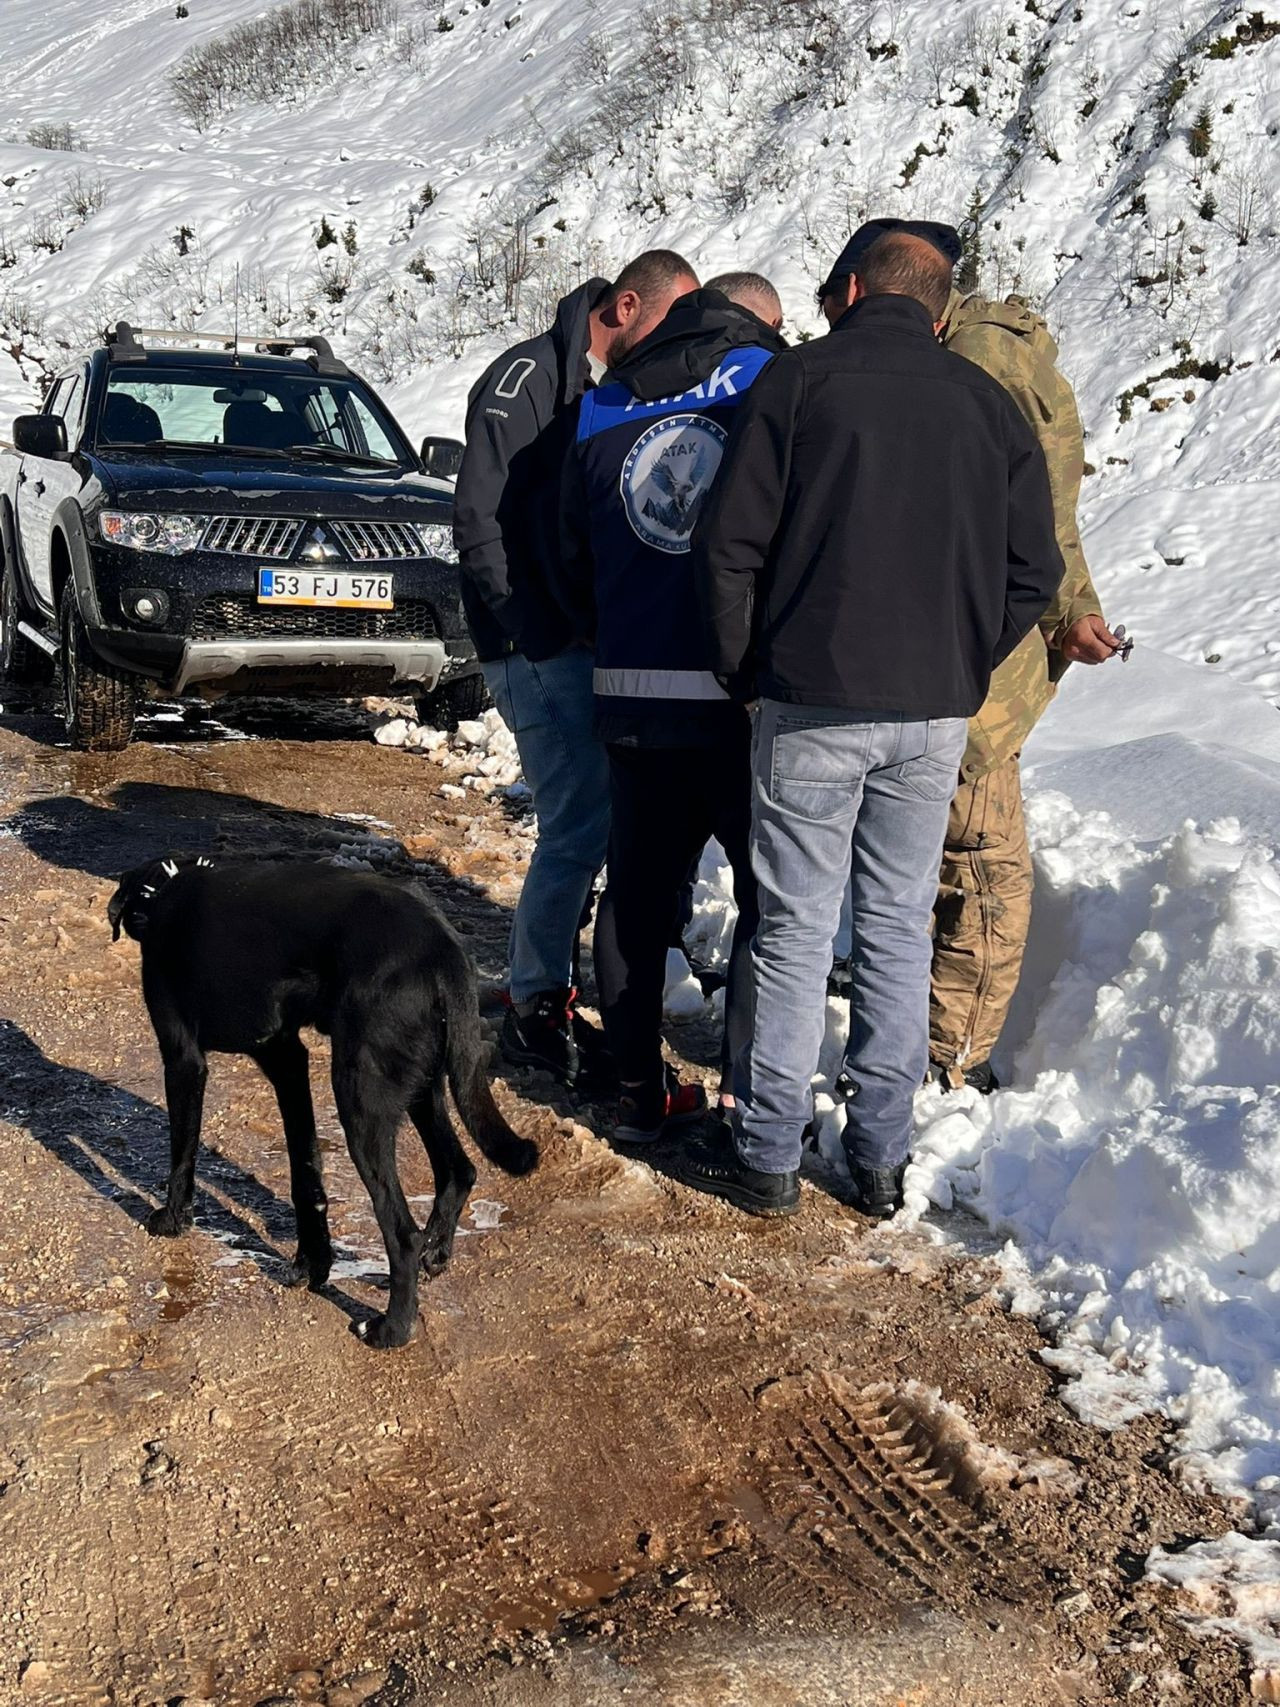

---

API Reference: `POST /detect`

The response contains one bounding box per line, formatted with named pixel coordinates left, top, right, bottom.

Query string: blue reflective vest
left=570, top=344, right=775, bottom=740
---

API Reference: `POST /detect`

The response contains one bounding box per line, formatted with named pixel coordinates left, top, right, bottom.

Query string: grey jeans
left=736, top=700, right=967, bottom=1175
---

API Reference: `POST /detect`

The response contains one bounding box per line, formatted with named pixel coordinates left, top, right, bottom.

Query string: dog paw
left=283, top=1247, right=331, bottom=1290
left=420, top=1245, right=452, bottom=1279
left=145, top=1207, right=189, bottom=1238
left=351, top=1313, right=412, bottom=1350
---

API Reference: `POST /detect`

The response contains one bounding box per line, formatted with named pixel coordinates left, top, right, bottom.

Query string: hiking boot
left=935, top=1060, right=1001, bottom=1095
left=679, top=1119, right=800, bottom=1218
left=502, top=991, right=618, bottom=1092
left=571, top=1009, right=619, bottom=1094
left=613, top=1066, right=707, bottom=1144
left=846, top=1160, right=907, bottom=1220
left=501, top=990, right=579, bottom=1083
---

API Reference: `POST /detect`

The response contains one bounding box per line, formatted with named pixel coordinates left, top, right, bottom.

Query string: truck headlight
left=414, top=522, right=458, bottom=564
left=100, top=511, right=207, bottom=555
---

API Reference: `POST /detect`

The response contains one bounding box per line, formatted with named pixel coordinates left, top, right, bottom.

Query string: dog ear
left=107, top=863, right=163, bottom=943
left=107, top=871, right=142, bottom=942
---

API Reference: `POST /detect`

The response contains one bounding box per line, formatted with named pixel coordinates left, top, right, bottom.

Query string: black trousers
left=595, top=720, right=759, bottom=1090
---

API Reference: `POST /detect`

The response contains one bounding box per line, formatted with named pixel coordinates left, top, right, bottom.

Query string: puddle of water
left=486, top=1566, right=633, bottom=1634
left=158, top=1254, right=214, bottom=1322
left=727, top=1480, right=770, bottom=1527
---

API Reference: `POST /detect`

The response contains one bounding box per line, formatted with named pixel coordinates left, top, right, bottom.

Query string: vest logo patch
left=619, top=412, right=727, bottom=555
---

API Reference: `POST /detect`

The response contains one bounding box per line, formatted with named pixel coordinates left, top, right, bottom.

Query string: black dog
left=108, top=855, right=537, bottom=1348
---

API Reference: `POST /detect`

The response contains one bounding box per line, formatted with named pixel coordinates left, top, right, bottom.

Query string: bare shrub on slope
left=171, top=0, right=397, bottom=130
left=24, top=121, right=85, bottom=152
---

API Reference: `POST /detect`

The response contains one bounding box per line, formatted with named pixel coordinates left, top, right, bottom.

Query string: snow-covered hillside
left=4, top=0, right=1280, bottom=1668
left=1, top=0, right=1277, bottom=697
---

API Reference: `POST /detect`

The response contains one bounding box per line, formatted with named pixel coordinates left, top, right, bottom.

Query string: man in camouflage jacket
left=819, top=222, right=1124, bottom=1091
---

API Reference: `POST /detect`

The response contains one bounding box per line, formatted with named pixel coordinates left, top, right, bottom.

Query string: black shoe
left=846, top=1160, right=906, bottom=1220
left=963, top=1060, right=1000, bottom=1095
left=827, top=955, right=853, bottom=998
left=614, top=1066, right=707, bottom=1144
left=502, top=993, right=618, bottom=1092
left=571, top=1010, right=619, bottom=1094
left=935, top=1060, right=1000, bottom=1095
left=501, top=991, right=579, bottom=1083
left=679, top=1119, right=800, bottom=1218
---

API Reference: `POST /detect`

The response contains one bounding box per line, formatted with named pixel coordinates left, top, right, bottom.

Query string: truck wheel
left=0, top=550, right=54, bottom=685
left=60, top=582, right=137, bottom=751
left=415, top=671, right=490, bottom=733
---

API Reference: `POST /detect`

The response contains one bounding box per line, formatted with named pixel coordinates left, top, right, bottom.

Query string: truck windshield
left=98, top=367, right=407, bottom=464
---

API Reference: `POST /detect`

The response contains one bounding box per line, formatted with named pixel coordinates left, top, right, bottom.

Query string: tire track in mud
left=733, top=1374, right=1032, bottom=1626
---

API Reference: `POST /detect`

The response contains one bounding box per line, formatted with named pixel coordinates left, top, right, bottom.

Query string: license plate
left=257, top=568, right=393, bottom=608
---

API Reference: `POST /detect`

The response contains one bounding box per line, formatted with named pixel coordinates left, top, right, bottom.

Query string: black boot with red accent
left=500, top=988, right=616, bottom=1092
left=613, top=1065, right=707, bottom=1145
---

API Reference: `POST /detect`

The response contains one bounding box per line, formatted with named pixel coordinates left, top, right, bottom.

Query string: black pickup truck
left=0, top=323, right=480, bottom=750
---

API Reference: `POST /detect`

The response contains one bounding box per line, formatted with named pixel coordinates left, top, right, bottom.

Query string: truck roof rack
left=103, top=322, right=350, bottom=378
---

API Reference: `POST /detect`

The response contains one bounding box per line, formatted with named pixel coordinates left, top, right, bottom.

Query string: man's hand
left=1059, top=613, right=1124, bottom=664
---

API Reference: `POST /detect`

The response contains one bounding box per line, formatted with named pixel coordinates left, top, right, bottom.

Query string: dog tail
left=443, top=961, right=538, bottom=1177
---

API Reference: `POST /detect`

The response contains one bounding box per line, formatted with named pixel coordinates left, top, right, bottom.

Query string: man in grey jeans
left=684, top=228, right=1063, bottom=1219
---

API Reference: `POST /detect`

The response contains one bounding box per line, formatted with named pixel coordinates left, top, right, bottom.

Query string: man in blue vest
left=555, top=274, right=787, bottom=1142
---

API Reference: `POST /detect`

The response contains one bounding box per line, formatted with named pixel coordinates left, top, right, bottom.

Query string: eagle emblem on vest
left=620, top=413, right=728, bottom=555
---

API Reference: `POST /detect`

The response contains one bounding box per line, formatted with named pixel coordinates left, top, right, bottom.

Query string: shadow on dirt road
left=0, top=1017, right=379, bottom=1328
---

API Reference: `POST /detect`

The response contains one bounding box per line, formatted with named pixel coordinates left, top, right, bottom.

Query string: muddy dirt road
left=0, top=694, right=1255, bottom=1706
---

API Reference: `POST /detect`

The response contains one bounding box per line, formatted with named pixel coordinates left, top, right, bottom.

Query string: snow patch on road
left=374, top=706, right=523, bottom=795
left=1147, top=1534, right=1280, bottom=1671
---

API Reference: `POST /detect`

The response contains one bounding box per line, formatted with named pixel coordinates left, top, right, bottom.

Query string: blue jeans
left=481, top=646, right=610, bottom=1003
left=736, top=701, right=967, bottom=1175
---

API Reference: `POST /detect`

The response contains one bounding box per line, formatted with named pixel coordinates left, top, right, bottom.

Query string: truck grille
left=328, top=520, right=424, bottom=561
left=203, top=516, right=302, bottom=559
left=190, top=593, right=439, bottom=641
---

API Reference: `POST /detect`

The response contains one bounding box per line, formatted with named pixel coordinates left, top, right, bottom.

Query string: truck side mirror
left=420, top=436, right=464, bottom=482
left=13, top=415, right=68, bottom=458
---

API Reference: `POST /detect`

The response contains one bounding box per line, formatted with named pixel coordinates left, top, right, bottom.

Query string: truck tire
left=60, top=581, right=137, bottom=751
left=415, top=671, right=490, bottom=732
left=0, top=548, right=55, bottom=686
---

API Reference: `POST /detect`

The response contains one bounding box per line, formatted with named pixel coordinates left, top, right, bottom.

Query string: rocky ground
left=0, top=691, right=1260, bottom=1706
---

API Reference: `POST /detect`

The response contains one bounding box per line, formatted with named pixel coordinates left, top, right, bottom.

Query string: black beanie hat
left=818, top=218, right=962, bottom=297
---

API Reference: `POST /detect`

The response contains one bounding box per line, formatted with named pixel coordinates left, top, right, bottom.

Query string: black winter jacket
left=453, top=278, right=609, bottom=661
left=692, top=293, right=1064, bottom=717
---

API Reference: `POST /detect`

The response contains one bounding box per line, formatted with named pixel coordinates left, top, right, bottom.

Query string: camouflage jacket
left=941, top=290, right=1104, bottom=778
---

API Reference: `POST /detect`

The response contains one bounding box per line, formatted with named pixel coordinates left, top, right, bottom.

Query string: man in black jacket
left=682, top=231, right=1063, bottom=1220
left=454, top=251, right=698, bottom=1086
left=556, top=275, right=786, bottom=1142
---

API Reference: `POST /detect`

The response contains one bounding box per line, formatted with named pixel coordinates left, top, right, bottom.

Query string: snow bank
left=898, top=655, right=1280, bottom=1538
left=374, top=705, right=522, bottom=794
left=909, top=804, right=1280, bottom=1509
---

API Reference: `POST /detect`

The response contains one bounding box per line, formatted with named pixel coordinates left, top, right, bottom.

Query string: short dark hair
left=857, top=231, right=953, bottom=321
left=609, top=249, right=697, bottom=301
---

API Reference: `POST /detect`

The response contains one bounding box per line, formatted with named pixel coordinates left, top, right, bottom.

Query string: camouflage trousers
left=929, top=756, right=1033, bottom=1078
